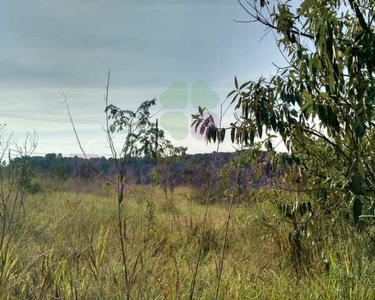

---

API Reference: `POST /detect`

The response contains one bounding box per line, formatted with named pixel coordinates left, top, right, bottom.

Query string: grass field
left=0, top=182, right=374, bottom=299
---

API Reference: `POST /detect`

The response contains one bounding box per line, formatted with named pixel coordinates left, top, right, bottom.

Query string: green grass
left=0, top=184, right=374, bottom=299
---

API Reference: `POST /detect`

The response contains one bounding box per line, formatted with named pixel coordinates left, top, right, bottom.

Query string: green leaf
left=220, top=128, right=226, bottom=142
left=226, top=90, right=237, bottom=99
left=239, top=80, right=251, bottom=90
left=198, top=106, right=203, bottom=115
left=290, top=109, right=298, bottom=118
left=266, top=140, right=273, bottom=151
left=231, top=127, right=236, bottom=143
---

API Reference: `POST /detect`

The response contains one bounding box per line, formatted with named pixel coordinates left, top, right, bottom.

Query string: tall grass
left=0, top=183, right=373, bottom=299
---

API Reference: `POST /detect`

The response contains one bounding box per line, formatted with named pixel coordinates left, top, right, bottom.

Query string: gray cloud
left=1, top=0, right=284, bottom=155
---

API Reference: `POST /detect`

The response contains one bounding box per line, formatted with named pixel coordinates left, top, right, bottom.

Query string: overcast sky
left=1, top=0, right=284, bottom=157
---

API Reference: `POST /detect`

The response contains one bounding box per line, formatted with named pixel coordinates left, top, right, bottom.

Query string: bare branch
left=237, top=0, right=314, bottom=39
left=64, top=93, right=117, bottom=185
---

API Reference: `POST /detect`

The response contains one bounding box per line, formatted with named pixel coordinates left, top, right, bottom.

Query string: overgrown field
left=1, top=182, right=374, bottom=299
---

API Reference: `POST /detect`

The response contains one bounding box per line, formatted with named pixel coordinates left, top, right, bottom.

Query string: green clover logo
left=160, top=81, right=220, bottom=140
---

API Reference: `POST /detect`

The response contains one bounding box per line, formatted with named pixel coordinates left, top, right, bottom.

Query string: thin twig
left=214, top=144, right=243, bottom=300
left=64, top=93, right=117, bottom=185
left=189, top=91, right=232, bottom=299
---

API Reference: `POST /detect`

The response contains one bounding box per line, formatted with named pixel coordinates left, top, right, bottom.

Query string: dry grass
left=0, top=184, right=374, bottom=299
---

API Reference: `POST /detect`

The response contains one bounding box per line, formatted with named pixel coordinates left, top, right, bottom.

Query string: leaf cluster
left=193, top=0, right=375, bottom=224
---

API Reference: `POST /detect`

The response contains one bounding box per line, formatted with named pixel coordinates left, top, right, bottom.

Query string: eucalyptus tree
left=193, top=0, right=375, bottom=226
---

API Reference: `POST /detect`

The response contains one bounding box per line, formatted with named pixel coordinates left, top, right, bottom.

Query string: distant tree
left=218, top=147, right=264, bottom=201
left=50, top=153, right=70, bottom=181
left=44, top=153, right=57, bottom=169
left=152, top=139, right=187, bottom=198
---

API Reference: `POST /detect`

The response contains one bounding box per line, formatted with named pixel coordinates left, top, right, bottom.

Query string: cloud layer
left=1, top=0, right=284, bottom=155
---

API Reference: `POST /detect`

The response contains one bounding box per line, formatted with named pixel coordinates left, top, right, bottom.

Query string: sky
left=1, top=0, right=285, bottom=157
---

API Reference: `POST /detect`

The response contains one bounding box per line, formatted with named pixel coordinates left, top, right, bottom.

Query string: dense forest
left=11, top=149, right=282, bottom=195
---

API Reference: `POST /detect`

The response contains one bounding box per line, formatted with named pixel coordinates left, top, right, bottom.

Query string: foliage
left=218, top=146, right=270, bottom=202
left=50, top=154, right=71, bottom=181
left=107, top=97, right=188, bottom=199
left=106, top=99, right=160, bottom=159
left=11, top=151, right=244, bottom=192
left=152, top=139, right=187, bottom=198
left=193, top=0, right=375, bottom=227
